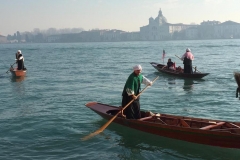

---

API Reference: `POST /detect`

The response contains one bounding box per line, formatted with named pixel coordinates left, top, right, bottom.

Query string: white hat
left=186, top=48, right=191, bottom=52
left=17, top=50, right=21, bottom=54
left=133, top=65, right=142, bottom=71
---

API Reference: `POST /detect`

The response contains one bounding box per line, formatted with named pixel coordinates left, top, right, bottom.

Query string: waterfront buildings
left=2, top=9, right=240, bottom=43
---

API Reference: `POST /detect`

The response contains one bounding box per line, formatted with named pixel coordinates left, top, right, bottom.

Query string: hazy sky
left=1, top=0, right=240, bottom=36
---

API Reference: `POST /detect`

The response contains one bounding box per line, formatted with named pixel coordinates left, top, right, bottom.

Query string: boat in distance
left=150, top=62, right=209, bottom=79
left=9, top=67, right=27, bottom=77
left=86, top=102, right=240, bottom=149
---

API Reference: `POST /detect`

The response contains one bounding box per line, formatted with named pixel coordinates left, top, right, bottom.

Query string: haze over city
left=1, top=0, right=240, bottom=36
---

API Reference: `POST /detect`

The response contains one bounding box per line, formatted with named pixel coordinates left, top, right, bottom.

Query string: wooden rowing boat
left=86, top=102, right=240, bottom=149
left=150, top=62, right=209, bottom=79
left=9, top=67, right=27, bottom=77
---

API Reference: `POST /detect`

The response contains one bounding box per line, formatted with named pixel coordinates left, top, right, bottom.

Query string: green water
left=0, top=40, right=240, bottom=160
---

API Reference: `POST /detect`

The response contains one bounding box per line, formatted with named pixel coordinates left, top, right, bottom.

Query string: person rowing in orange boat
left=15, top=50, right=26, bottom=70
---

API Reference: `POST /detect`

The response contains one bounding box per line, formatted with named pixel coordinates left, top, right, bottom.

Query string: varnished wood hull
left=150, top=62, right=209, bottom=79
left=10, top=68, right=27, bottom=77
left=86, top=102, right=240, bottom=149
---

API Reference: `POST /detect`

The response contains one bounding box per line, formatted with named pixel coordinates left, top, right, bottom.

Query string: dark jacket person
left=181, top=48, right=194, bottom=73
left=121, top=65, right=152, bottom=119
left=16, top=50, right=25, bottom=70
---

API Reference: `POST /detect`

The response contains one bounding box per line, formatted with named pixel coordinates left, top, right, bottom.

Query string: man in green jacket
left=121, top=65, right=152, bottom=119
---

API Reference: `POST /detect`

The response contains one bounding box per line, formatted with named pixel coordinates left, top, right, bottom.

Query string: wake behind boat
left=86, top=102, right=240, bottom=149
left=150, top=62, right=209, bottom=79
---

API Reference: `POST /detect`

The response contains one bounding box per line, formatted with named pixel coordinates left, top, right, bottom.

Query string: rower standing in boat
left=121, top=65, right=152, bottom=119
left=181, top=48, right=194, bottom=74
left=15, top=50, right=26, bottom=70
left=234, top=72, right=240, bottom=99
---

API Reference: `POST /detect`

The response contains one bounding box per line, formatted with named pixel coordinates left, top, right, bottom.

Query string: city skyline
left=1, top=0, right=240, bottom=36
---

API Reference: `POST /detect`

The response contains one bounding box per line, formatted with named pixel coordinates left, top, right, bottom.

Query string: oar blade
left=81, top=130, right=102, bottom=141
left=81, top=112, right=120, bottom=141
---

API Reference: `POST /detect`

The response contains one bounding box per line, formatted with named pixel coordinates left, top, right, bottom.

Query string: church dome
left=155, top=9, right=168, bottom=25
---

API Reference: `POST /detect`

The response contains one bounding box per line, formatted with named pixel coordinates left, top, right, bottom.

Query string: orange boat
left=9, top=67, right=27, bottom=77
left=86, top=102, right=240, bottom=149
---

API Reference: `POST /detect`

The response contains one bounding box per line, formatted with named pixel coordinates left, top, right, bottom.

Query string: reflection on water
left=96, top=120, right=240, bottom=160
left=10, top=76, right=26, bottom=82
left=167, top=77, right=176, bottom=85
left=183, top=79, right=194, bottom=91
left=9, top=76, right=26, bottom=95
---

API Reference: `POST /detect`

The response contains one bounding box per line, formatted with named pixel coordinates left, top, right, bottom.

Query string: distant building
left=79, top=30, right=103, bottom=42
left=140, top=9, right=198, bottom=40
left=140, top=9, right=169, bottom=40
left=102, top=29, right=126, bottom=41
left=185, top=27, right=198, bottom=40
left=122, top=32, right=140, bottom=41
left=4, top=9, right=240, bottom=43
left=0, top=35, right=7, bottom=43
left=46, top=35, right=60, bottom=43
left=197, top=20, right=221, bottom=39
left=214, top=21, right=240, bottom=39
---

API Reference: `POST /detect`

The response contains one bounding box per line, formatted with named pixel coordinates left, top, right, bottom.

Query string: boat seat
left=138, top=115, right=167, bottom=125
left=179, top=119, right=190, bottom=128
left=138, top=116, right=153, bottom=121
left=155, top=117, right=167, bottom=124
left=226, top=123, right=240, bottom=128
left=200, top=122, right=225, bottom=130
left=183, top=119, right=218, bottom=126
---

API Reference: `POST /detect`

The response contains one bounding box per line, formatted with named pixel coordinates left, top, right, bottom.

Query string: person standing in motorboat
left=181, top=48, right=194, bottom=73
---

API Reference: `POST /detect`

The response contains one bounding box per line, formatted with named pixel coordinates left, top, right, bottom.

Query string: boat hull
left=150, top=62, right=209, bottom=79
left=10, top=68, right=27, bottom=77
left=86, top=102, right=240, bottom=149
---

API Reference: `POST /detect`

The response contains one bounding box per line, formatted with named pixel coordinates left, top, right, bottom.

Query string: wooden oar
left=175, top=55, right=201, bottom=73
left=192, top=66, right=201, bottom=73
left=81, top=76, right=159, bottom=141
left=6, top=62, right=16, bottom=73
left=175, top=55, right=182, bottom=61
